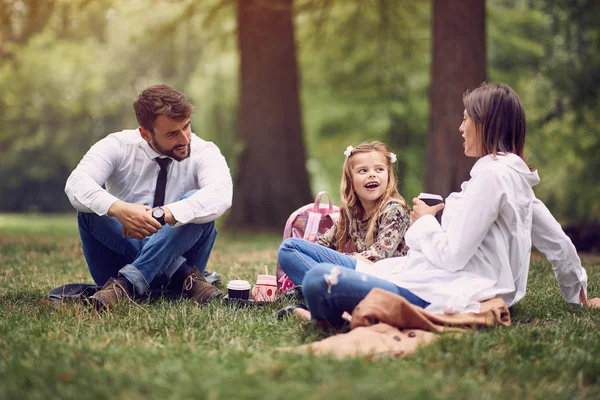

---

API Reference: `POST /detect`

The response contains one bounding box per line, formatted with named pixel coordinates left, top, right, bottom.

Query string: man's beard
left=152, top=139, right=191, bottom=161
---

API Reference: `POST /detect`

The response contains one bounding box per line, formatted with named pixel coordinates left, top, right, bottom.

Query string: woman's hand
left=580, top=287, right=600, bottom=308
left=411, top=197, right=445, bottom=223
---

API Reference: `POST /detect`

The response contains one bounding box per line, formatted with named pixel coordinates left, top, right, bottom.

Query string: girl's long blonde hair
left=335, top=141, right=408, bottom=251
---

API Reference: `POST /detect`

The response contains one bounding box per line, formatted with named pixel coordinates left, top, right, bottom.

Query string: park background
left=0, top=0, right=599, bottom=243
left=1, top=1, right=600, bottom=399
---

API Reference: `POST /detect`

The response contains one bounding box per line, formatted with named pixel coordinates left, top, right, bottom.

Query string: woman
left=298, top=83, right=590, bottom=328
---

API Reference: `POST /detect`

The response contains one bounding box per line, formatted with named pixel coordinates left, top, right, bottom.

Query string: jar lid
left=256, top=274, right=277, bottom=285
left=418, top=192, right=443, bottom=201
left=227, top=280, right=251, bottom=290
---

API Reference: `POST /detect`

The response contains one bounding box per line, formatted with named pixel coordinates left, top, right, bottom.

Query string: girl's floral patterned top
left=316, top=199, right=410, bottom=262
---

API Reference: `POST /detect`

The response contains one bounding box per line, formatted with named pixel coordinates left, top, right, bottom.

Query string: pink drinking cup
left=251, top=274, right=278, bottom=302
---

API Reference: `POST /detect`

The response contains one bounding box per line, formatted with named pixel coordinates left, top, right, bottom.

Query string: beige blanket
left=279, top=288, right=511, bottom=359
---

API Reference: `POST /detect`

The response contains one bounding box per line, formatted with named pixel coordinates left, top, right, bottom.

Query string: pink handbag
left=276, top=191, right=340, bottom=292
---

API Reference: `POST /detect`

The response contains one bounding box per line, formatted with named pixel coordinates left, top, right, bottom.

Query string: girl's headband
left=344, top=145, right=397, bottom=163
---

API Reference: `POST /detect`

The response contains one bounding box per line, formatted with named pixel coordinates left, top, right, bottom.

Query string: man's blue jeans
left=77, top=190, right=216, bottom=295
left=302, top=264, right=430, bottom=328
left=277, top=238, right=357, bottom=285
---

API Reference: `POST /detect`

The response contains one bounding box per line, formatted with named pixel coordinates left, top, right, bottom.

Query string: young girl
left=299, top=83, right=591, bottom=328
left=278, top=141, right=411, bottom=287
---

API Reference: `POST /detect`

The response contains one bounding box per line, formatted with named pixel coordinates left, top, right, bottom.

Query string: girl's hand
left=352, top=254, right=374, bottom=264
left=411, top=197, right=444, bottom=223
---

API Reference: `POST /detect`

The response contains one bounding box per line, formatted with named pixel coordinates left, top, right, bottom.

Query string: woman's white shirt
left=358, top=153, right=542, bottom=314
left=531, top=197, right=587, bottom=303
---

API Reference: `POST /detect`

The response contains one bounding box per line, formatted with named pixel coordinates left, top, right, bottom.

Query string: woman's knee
left=302, top=264, right=334, bottom=296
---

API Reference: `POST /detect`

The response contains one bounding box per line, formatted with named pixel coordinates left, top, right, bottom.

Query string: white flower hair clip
left=344, top=146, right=354, bottom=158
left=390, top=153, right=397, bottom=163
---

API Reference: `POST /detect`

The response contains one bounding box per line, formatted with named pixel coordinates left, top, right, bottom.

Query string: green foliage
left=488, top=0, right=600, bottom=223
left=0, top=0, right=235, bottom=211
left=0, top=0, right=598, bottom=224
left=1, top=216, right=600, bottom=399
left=296, top=1, right=431, bottom=202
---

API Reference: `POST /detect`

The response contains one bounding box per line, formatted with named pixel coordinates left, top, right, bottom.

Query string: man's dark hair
left=133, top=84, right=194, bottom=132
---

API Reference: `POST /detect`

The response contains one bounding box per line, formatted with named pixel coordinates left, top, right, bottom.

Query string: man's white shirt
left=65, top=129, right=233, bottom=226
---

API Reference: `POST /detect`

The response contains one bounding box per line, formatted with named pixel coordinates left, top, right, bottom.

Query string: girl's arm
left=316, top=223, right=338, bottom=250
left=405, top=168, right=505, bottom=272
left=356, top=202, right=411, bottom=262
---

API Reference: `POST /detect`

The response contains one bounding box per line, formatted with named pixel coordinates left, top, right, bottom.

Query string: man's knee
left=77, top=211, right=105, bottom=231
left=202, top=221, right=216, bottom=234
left=205, top=223, right=217, bottom=241
left=192, top=221, right=217, bottom=244
left=77, top=211, right=91, bottom=225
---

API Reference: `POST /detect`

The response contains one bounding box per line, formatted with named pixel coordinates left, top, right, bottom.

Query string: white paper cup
left=227, top=280, right=251, bottom=300
left=418, top=193, right=444, bottom=221
left=418, top=192, right=443, bottom=207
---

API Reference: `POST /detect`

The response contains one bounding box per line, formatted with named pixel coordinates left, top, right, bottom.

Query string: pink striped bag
left=276, top=191, right=340, bottom=292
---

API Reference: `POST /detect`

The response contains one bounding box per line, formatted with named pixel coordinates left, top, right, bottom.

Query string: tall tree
left=425, top=0, right=486, bottom=198
left=227, top=0, right=312, bottom=231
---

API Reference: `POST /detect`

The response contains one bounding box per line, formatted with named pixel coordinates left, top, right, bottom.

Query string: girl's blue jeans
left=278, top=238, right=357, bottom=285
left=278, top=238, right=429, bottom=328
left=77, top=190, right=216, bottom=295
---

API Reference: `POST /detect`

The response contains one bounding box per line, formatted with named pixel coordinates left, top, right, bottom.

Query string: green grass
left=1, top=214, right=600, bottom=399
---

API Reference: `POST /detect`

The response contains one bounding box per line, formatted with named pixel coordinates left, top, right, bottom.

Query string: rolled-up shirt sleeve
left=531, top=196, right=587, bottom=304
left=405, top=169, right=502, bottom=273
left=64, top=136, right=121, bottom=215
left=167, top=142, right=233, bottom=225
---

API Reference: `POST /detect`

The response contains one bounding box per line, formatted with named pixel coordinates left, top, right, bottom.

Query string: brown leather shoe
left=89, top=277, right=133, bottom=311
left=181, top=267, right=222, bottom=304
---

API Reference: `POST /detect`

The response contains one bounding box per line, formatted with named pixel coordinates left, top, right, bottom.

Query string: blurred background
left=0, top=0, right=598, bottom=248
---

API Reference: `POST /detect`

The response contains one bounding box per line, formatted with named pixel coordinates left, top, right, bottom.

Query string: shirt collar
left=471, top=153, right=519, bottom=175
left=471, top=153, right=540, bottom=187
left=138, top=129, right=163, bottom=160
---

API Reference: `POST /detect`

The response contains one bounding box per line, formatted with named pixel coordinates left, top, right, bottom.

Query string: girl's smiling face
left=351, top=151, right=389, bottom=216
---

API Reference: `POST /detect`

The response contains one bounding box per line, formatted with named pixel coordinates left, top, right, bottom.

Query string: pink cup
left=251, top=274, right=278, bottom=302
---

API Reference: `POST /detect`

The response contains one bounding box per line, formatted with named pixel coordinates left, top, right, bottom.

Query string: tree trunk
left=227, top=0, right=312, bottom=232
left=425, top=0, right=486, bottom=198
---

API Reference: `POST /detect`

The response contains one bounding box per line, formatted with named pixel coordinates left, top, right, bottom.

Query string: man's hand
left=411, top=197, right=444, bottom=223
left=108, top=200, right=162, bottom=240
left=163, top=206, right=177, bottom=225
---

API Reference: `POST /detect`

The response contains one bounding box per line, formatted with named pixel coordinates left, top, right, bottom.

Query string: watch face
left=153, top=208, right=165, bottom=219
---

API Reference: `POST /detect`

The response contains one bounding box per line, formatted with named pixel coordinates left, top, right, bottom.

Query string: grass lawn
left=1, top=213, right=600, bottom=399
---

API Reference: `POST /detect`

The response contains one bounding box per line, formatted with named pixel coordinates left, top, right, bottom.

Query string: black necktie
left=153, top=158, right=172, bottom=207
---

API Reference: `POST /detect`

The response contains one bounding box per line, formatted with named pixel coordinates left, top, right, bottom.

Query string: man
left=65, top=84, right=233, bottom=310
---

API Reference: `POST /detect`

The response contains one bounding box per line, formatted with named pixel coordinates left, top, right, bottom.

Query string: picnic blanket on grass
left=279, top=288, right=511, bottom=359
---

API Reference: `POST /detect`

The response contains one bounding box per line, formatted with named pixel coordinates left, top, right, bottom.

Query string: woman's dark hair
left=463, top=82, right=527, bottom=159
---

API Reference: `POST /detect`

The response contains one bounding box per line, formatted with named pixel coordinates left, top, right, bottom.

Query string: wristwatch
left=152, top=206, right=166, bottom=226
